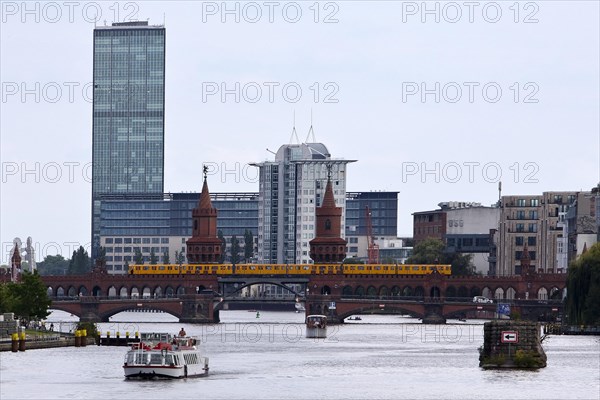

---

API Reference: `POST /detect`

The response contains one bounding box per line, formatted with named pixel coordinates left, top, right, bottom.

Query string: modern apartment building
left=496, top=192, right=579, bottom=275
left=91, top=21, right=166, bottom=258
left=252, top=142, right=356, bottom=264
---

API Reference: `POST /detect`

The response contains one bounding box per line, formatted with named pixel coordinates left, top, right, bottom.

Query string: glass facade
left=91, top=22, right=166, bottom=257
left=100, top=193, right=259, bottom=237
left=345, top=192, right=399, bottom=237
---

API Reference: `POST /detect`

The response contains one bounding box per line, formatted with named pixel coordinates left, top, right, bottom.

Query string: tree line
left=566, top=242, right=600, bottom=326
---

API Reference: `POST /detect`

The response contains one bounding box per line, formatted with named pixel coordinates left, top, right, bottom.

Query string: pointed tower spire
left=11, top=243, right=22, bottom=282
left=186, top=166, right=223, bottom=263
left=520, top=242, right=532, bottom=275
left=309, top=163, right=347, bottom=263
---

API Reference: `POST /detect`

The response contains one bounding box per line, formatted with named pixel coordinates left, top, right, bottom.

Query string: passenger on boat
left=179, top=328, right=187, bottom=336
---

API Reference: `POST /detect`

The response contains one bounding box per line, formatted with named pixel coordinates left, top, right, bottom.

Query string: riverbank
left=0, top=334, right=95, bottom=352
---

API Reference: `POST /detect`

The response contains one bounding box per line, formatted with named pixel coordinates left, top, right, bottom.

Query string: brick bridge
left=40, top=269, right=567, bottom=323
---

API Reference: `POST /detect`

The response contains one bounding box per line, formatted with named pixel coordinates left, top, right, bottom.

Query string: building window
left=531, top=199, right=539, bottom=206
left=517, top=199, right=526, bottom=207
left=516, top=211, right=525, bottom=219
left=515, top=237, right=524, bottom=246
left=115, top=238, right=123, bottom=244
left=105, top=238, right=114, bottom=244
left=515, top=251, right=522, bottom=260
left=133, top=238, right=141, bottom=244
left=528, top=237, right=536, bottom=246
left=516, top=223, right=524, bottom=232
left=142, top=238, right=150, bottom=244
left=529, top=210, right=538, bottom=219
left=124, top=238, right=132, bottom=244
left=528, top=223, right=537, bottom=233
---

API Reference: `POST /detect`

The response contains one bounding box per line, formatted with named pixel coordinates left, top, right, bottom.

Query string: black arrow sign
left=505, top=334, right=515, bottom=339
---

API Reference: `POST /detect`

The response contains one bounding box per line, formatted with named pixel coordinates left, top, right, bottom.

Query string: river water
left=1, top=310, right=598, bottom=400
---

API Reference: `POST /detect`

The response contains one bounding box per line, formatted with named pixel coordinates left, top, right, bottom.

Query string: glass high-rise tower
left=91, top=21, right=166, bottom=258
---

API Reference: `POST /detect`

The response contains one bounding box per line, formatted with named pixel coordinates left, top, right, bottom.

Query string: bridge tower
left=10, top=243, right=22, bottom=282
left=309, top=164, right=347, bottom=263
left=186, top=167, right=222, bottom=263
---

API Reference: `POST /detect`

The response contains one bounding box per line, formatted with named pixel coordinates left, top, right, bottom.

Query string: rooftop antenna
left=498, top=181, right=502, bottom=206
left=289, top=111, right=299, bottom=144
left=306, top=109, right=316, bottom=142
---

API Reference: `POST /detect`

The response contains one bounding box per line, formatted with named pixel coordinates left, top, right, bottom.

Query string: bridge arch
left=337, top=305, right=425, bottom=320
left=549, top=287, right=561, bottom=300
left=47, top=286, right=53, bottom=297
left=131, top=287, right=140, bottom=298
left=494, top=287, right=504, bottom=299
left=223, top=281, right=303, bottom=298
left=537, top=287, right=548, bottom=300
left=457, top=286, right=469, bottom=298
left=379, top=286, right=389, bottom=297
left=142, top=287, right=152, bottom=299
left=445, top=286, right=457, bottom=299
left=366, top=286, right=377, bottom=297
left=153, top=286, right=163, bottom=298
left=56, top=286, right=65, bottom=298
left=68, top=287, right=77, bottom=297
left=165, top=286, right=175, bottom=298
left=355, top=286, right=365, bottom=296
left=470, top=287, right=481, bottom=297
left=506, top=287, right=516, bottom=300
left=119, top=287, right=128, bottom=298
left=176, top=286, right=185, bottom=295
left=342, top=285, right=353, bottom=296
left=321, top=285, right=331, bottom=295
left=430, top=286, right=441, bottom=298
left=391, top=286, right=401, bottom=296
left=414, top=286, right=424, bottom=298
left=92, top=286, right=102, bottom=297
left=108, top=286, right=117, bottom=298
left=482, top=287, right=492, bottom=299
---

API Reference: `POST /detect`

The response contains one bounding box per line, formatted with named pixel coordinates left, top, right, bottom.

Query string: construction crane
left=365, top=206, right=380, bottom=264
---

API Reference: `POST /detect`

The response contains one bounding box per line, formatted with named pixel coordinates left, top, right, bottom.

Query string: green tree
left=37, top=254, right=69, bottom=276
left=162, top=250, right=170, bottom=264
left=150, top=248, right=158, bottom=265
left=0, top=283, right=17, bottom=314
left=95, top=246, right=106, bottom=269
left=175, top=250, right=185, bottom=265
left=342, top=257, right=365, bottom=264
left=134, top=248, right=144, bottom=264
left=218, top=230, right=226, bottom=263
left=67, top=246, right=90, bottom=275
left=567, top=243, right=600, bottom=325
left=406, top=238, right=475, bottom=276
left=244, top=230, right=254, bottom=262
left=4, top=271, right=51, bottom=322
left=230, top=235, right=240, bottom=265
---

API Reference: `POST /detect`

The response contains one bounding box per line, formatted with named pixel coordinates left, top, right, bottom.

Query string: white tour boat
left=306, top=315, right=327, bottom=338
left=123, top=333, right=209, bottom=379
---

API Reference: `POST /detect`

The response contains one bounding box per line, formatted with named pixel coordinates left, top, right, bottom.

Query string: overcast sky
left=1, top=1, right=599, bottom=263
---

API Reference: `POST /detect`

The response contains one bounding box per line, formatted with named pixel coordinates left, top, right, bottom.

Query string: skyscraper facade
left=91, top=21, right=166, bottom=257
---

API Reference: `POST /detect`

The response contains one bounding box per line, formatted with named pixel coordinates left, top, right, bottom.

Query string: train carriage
left=129, top=263, right=451, bottom=276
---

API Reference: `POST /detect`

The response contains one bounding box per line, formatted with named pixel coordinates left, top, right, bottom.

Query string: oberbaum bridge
left=20, top=172, right=566, bottom=324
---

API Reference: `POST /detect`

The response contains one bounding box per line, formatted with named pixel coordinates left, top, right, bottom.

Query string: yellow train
left=128, top=263, right=451, bottom=276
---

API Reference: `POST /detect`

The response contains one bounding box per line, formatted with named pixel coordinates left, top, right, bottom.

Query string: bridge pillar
left=180, top=295, right=218, bottom=323
left=422, top=303, right=446, bottom=324
left=79, top=300, right=103, bottom=323
left=305, top=295, right=343, bottom=324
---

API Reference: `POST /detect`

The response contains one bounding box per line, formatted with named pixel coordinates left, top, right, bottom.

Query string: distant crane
left=365, top=206, right=380, bottom=264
